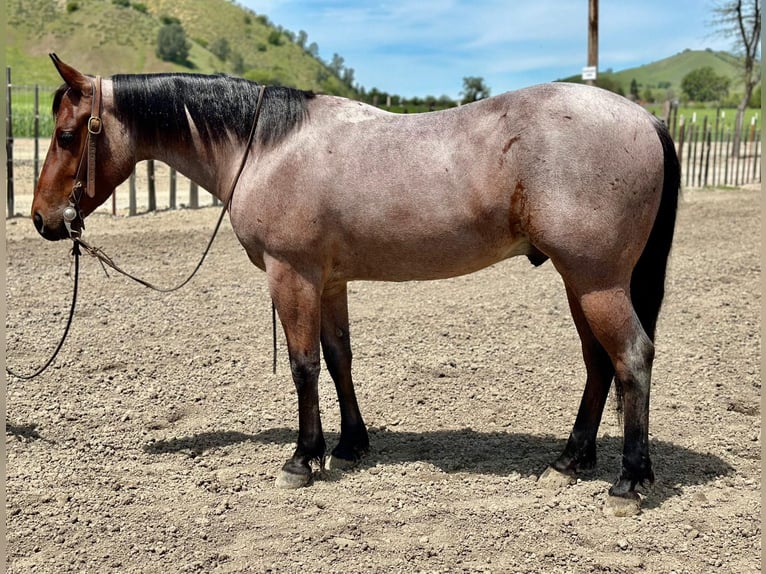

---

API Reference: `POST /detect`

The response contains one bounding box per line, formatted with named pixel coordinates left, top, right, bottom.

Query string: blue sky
left=240, top=1, right=733, bottom=99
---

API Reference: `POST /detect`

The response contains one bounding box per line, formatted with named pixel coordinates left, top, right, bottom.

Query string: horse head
left=32, top=55, right=131, bottom=240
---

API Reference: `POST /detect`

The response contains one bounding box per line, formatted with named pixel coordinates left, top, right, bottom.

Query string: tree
left=156, top=22, right=190, bottom=64
left=296, top=30, right=308, bottom=50
left=230, top=51, right=245, bottom=75
left=460, top=76, right=490, bottom=103
left=341, top=67, right=355, bottom=88
left=681, top=67, right=731, bottom=102
left=210, top=37, right=230, bottom=61
left=629, top=78, right=640, bottom=99
left=710, top=0, right=761, bottom=156
left=267, top=29, right=283, bottom=46
left=329, top=53, right=345, bottom=75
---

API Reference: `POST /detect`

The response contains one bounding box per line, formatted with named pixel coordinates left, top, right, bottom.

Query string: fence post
left=34, top=85, right=40, bottom=193
left=6, top=67, right=14, bottom=217
left=147, top=159, right=156, bottom=211
left=129, top=169, right=137, bottom=215
left=676, top=116, right=685, bottom=174
left=752, top=125, right=760, bottom=182
left=189, top=181, right=198, bottom=208
left=733, top=129, right=741, bottom=187
left=697, top=116, right=707, bottom=187
left=169, top=168, right=176, bottom=209
left=703, top=127, right=712, bottom=187
left=723, top=129, right=731, bottom=186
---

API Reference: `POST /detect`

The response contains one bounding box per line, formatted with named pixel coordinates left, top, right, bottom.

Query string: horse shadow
left=5, top=421, right=54, bottom=443
left=144, top=425, right=732, bottom=507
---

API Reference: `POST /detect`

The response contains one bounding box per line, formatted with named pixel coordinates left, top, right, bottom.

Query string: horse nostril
left=33, top=212, right=45, bottom=234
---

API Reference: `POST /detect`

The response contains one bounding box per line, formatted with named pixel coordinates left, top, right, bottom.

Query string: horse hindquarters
left=543, top=117, right=679, bottom=512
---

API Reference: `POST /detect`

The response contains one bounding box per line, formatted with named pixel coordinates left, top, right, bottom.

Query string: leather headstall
left=65, top=75, right=102, bottom=238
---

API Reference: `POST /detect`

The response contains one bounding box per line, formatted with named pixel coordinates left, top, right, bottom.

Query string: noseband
left=65, top=75, right=102, bottom=238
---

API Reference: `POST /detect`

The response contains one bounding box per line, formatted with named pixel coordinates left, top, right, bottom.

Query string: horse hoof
left=275, top=469, right=312, bottom=489
left=538, top=466, right=576, bottom=489
left=327, top=455, right=358, bottom=471
left=604, top=494, right=642, bottom=517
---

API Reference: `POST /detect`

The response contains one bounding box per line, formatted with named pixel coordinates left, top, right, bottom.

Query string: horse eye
left=57, top=131, right=76, bottom=147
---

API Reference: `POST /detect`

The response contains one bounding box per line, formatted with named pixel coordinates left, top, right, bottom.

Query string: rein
left=7, top=85, right=277, bottom=379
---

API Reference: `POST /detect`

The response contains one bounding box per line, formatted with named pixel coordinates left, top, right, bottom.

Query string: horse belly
left=329, top=217, right=531, bottom=282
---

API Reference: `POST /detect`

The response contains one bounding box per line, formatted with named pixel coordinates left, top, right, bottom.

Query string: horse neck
left=132, top=123, right=241, bottom=202
left=139, top=136, right=237, bottom=201
left=106, top=77, right=248, bottom=201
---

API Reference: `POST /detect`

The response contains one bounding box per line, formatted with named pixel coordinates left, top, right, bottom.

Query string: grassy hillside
left=560, top=49, right=753, bottom=103
left=6, top=0, right=356, bottom=97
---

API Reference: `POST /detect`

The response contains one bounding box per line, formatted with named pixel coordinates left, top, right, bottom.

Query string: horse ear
left=49, top=53, right=92, bottom=96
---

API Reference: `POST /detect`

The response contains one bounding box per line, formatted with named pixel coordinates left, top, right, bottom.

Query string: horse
left=33, top=55, right=679, bottom=515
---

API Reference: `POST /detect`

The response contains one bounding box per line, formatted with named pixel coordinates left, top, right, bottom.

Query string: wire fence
left=5, top=73, right=761, bottom=218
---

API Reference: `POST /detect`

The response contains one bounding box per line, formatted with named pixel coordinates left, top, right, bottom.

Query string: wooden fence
left=5, top=74, right=761, bottom=218
left=668, top=106, right=762, bottom=188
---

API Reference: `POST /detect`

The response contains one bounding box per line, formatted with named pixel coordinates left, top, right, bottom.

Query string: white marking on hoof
left=275, top=470, right=312, bottom=489
left=327, top=455, right=358, bottom=471
left=538, top=466, right=577, bottom=489
left=603, top=494, right=642, bottom=517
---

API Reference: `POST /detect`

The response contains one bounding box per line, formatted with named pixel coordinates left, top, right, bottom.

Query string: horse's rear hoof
left=327, top=454, right=358, bottom=471
left=603, top=493, right=642, bottom=517
left=538, top=466, right=576, bottom=489
left=275, top=469, right=312, bottom=489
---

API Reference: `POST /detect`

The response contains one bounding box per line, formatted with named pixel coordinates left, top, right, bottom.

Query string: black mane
left=110, top=73, right=314, bottom=148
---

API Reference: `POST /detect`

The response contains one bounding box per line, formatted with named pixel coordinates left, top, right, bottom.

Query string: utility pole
left=584, top=0, right=599, bottom=85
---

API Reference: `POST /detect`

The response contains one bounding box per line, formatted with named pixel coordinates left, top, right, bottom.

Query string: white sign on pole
left=581, top=66, right=597, bottom=81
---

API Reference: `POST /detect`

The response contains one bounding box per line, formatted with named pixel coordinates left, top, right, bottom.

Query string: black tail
left=630, top=117, right=680, bottom=341
left=613, top=118, right=680, bottom=417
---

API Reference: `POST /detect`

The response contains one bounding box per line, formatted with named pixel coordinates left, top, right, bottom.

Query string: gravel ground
left=5, top=187, right=761, bottom=573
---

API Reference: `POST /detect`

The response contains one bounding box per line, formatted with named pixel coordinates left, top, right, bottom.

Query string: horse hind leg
left=557, top=278, right=655, bottom=515
left=588, top=287, right=655, bottom=511
left=319, top=284, right=369, bottom=469
left=539, top=284, right=615, bottom=489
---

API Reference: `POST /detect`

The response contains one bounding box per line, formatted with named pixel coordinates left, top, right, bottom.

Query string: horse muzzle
left=33, top=206, right=83, bottom=241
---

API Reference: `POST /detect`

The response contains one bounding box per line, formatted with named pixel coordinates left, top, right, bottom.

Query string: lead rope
left=6, top=242, right=82, bottom=379
left=7, top=85, right=278, bottom=378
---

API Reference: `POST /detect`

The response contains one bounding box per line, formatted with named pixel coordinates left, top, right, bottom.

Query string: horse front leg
left=320, top=284, right=369, bottom=469
left=267, top=260, right=325, bottom=489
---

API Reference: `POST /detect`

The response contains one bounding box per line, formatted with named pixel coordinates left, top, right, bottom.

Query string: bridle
left=64, top=75, right=103, bottom=239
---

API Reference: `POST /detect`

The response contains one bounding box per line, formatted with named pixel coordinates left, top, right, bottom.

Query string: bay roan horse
left=34, top=55, right=679, bottom=515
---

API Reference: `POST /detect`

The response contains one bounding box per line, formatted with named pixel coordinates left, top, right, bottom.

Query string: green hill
left=6, top=0, right=357, bottom=97
left=560, top=49, right=753, bottom=103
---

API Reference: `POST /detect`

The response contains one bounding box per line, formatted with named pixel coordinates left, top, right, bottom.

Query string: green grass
left=8, top=86, right=56, bottom=138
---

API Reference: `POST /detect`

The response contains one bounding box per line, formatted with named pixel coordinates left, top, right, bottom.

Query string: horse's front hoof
left=603, top=493, right=642, bottom=517
left=538, top=466, right=577, bottom=489
left=275, top=469, right=312, bottom=489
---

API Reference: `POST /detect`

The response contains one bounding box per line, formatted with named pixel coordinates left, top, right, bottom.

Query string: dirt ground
left=5, top=186, right=761, bottom=573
